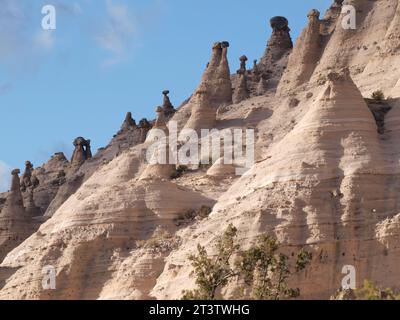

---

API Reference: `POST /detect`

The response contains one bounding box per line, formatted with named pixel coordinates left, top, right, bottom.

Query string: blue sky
left=0, top=0, right=332, bottom=191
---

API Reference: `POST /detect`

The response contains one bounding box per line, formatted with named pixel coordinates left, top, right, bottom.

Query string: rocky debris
left=233, top=74, right=250, bottom=104
left=71, top=137, right=92, bottom=167
left=162, top=90, right=176, bottom=117
left=277, top=9, right=322, bottom=94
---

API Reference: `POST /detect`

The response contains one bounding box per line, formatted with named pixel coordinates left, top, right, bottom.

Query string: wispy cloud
left=96, top=0, right=137, bottom=66
left=0, top=82, right=12, bottom=95
left=0, top=161, right=11, bottom=193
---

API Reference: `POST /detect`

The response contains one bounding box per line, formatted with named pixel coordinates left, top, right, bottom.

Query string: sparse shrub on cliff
left=182, top=224, right=239, bottom=300
left=237, top=236, right=312, bottom=300
left=372, top=90, right=385, bottom=101
left=182, top=224, right=312, bottom=300
left=331, top=280, right=400, bottom=300
left=355, top=280, right=400, bottom=300
left=175, top=206, right=212, bottom=226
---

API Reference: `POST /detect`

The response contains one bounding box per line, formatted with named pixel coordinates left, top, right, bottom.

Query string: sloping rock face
left=152, top=68, right=399, bottom=299
left=259, top=16, right=293, bottom=71
left=0, top=170, right=37, bottom=262
left=182, top=42, right=233, bottom=133
left=23, top=153, right=70, bottom=216
left=0, top=147, right=214, bottom=299
left=302, top=0, right=400, bottom=98
left=197, top=41, right=233, bottom=109
left=277, top=9, right=322, bottom=94
left=2, top=0, right=400, bottom=300
left=44, top=114, right=151, bottom=218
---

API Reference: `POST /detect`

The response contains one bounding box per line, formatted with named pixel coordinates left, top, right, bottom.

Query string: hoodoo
left=196, top=41, right=232, bottom=108
left=3, top=0, right=400, bottom=301
left=277, top=9, right=322, bottom=94
left=260, top=16, right=292, bottom=66
left=184, top=86, right=216, bottom=132
left=237, top=55, right=248, bottom=75
left=162, top=90, right=175, bottom=117
left=20, top=161, right=34, bottom=191
left=71, top=137, right=92, bottom=167
left=0, top=170, right=34, bottom=262
left=120, top=112, right=137, bottom=132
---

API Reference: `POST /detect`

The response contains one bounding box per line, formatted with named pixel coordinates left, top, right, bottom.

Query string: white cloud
left=34, top=30, right=55, bottom=50
left=96, top=0, right=137, bottom=66
left=0, top=161, right=11, bottom=193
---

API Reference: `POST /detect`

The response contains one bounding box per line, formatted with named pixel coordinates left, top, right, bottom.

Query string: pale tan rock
left=0, top=170, right=37, bottom=262
left=3, top=0, right=400, bottom=301
left=0, top=149, right=214, bottom=300
left=233, top=74, right=250, bottom=104
left=184, top=87, right=216, bottom=132
left=277, top=9, right=322, bottom=94
left=256, top=77, right=268, bottom=96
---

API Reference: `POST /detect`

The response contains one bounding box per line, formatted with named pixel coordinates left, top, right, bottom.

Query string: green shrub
left=182, top=225, right=312, bottom=300
left=331, top=280, right=400, bottom=300
left=355, top=280, right=400, bottom=300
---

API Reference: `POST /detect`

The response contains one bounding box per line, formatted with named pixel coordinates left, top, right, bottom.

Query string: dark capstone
left=221, top=41, right=230, bottom=48
left=270, top=16, right=290, bottom=32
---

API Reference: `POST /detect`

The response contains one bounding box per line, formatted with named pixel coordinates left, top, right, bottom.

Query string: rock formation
left=20, top=161, right=34, bottom=192
left=251, top=59, right=260, bottom=82
left=2, top=0, right=400, bottom=301
left=154, top=107, right=167, bottom=130
left=197, top=41, right=233, bottom=108
left=22, top=152, right=69, bottom=216
left=256, top=76, right=268, bottom=96
left=184, top=86, right=216, bottom=132
left=237, top=55, right=248, bottom=75
left=0, top=170, right=36, bottom=262
left=259, top=16, right=293, bottom=73
left=162, top=90, right=175, bottom=117
left=233, top=74, right=250, bottom=103
left=71, top=137, right=92, bottom=167
left=277, top=9, right=322, bottom=94
left=120, top=112, right=137, bottom=133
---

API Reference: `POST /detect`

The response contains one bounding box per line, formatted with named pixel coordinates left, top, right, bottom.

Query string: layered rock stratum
left=1, top=0, right=400, bottom=300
